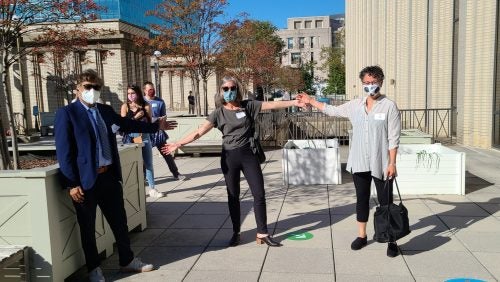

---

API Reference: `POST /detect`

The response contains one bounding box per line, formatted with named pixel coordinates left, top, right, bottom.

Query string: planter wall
left=166, top=117, right=222, bottom=154
left=396, top=144, right=466, bottom=195
left=282, top=139, right=342, bottom=185
left=399, top=129, right=433, bottom=144
left=0, top=144, right=146, bottom=281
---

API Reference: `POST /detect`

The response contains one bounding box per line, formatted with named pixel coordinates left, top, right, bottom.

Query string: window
left=287, top=38, right=294, bottom=49
left=315, top=20, right=323, bottom=28
left=291, top=53, right=301, bottom=65
left=294, top=21, right=301, bottom=29
left=310, top=52, right=314, bottom=62
left=305, top=21, right=312, bottom=28
left=310, top=36, right=315, bottom=48
left=299, top=37, right=305, bottom=49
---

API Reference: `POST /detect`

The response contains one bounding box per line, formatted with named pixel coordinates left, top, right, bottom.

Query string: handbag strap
left=244, top=104, right=258, bottom=138
left=384, top=177, right=403, bottom=204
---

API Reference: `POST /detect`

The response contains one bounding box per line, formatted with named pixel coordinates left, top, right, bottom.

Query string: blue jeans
left=141, top=133, right=155, bottom=190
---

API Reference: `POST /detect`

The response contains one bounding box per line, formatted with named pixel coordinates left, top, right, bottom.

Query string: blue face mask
left=223, top=90, right=237, bottom=102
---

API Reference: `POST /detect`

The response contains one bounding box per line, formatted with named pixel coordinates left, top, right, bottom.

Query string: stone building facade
left=277, top=15, right=344, bottom=81
left=346, top=0, right=500, bottom=149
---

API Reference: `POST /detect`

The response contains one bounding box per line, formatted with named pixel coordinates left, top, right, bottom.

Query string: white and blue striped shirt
left=323, top=95, right=401, bottom=179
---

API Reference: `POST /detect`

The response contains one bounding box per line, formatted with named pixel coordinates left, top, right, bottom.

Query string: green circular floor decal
left=286, top=232, right=313, bottom=241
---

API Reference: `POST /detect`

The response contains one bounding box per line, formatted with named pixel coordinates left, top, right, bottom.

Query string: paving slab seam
left=417, top=195, right=499, bottom=280
left=257, top=162, right=289, bottom=282
left=326, top=184, right=338, bottom=281
left=467, top=200, right=500, bottom=220
left=180, top=150, right=276, bottom=281
left=179, top=218, right=230, bottom=281
left=444, top=230, right=499, bottom=280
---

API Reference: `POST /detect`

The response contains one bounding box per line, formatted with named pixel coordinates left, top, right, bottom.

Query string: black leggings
left=221, top=144, right=268, bottom=234
left=156, top=142, right=179, bottom=177
left=353, top=172, right=393, bottom=222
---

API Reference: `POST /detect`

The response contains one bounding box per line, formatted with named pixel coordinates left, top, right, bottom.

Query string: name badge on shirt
left=374, top=113, right=386, bottom=120
left=235, top=111, right=246, bottom=119
left=152, top=104, right=158, bottom=107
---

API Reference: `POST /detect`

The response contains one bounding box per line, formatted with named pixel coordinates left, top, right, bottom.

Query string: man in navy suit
left=55, top=70, right=176, bottom=282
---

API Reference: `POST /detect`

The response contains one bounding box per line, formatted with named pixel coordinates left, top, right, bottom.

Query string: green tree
left=300, top=61, right=315, bottom=94
left=322, top=28, right=345, bottom=95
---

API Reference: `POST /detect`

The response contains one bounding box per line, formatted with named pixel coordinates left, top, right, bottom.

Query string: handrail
left=256, top=107, right=455, bottom=147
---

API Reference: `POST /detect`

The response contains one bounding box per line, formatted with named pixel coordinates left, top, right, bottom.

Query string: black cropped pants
left=353, top=171, right=393, bottom=222
left=221, top=144, right=268, bottom=234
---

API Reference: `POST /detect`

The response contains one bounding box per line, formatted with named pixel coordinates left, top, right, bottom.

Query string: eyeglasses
left=82, top=84, right=101, bottom=91
left=222, top=86, right=237, bottom=92
left=362, top=81, right=379, bottom=85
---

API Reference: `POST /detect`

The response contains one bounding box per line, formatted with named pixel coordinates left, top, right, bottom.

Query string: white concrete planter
left=396, top=144, right=466, bottom=195
left=166, top=116, right=222, bottom=154
left=282, top=139, right=342, bottom=185
left=0, top=145, right=146, bottom=281
left=400, top=129, right=433, bottom=144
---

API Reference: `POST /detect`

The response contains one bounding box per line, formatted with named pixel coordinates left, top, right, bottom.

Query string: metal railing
left=399, top=108, right=454, bottom=144
left=256, top=107, right=455, bottom=147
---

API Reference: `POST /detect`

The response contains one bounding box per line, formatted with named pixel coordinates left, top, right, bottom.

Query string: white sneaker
left=120, top=257, right=154, bottom=273
left=89, top=267, right=105, bottom=282
left=148, top=189, right=165, bottom=198
left=174, top=174, right=187, bottom=181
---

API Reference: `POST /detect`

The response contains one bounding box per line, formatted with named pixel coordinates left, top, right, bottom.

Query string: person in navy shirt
left=143, top=81, right=186, bottom=180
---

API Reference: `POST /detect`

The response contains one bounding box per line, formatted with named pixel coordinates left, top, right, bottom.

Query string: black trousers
left=156, top=142, right=179, bottom=177
left=221, top=144, right=268, bottom=234
left=352, top=172, right=393, bottom=222
left=72, top=170, right=134, bottom=271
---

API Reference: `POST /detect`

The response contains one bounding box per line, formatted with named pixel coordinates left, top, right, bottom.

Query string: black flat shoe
left=351, top=236, right=368, bottom=250
left=387, top=242, right=399, bottom=257
left=228, top=233, right=240, bottom=247
left=256, top=236, right=282, bottom=247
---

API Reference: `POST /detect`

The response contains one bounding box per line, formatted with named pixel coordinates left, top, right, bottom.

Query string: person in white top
left=297, top=66, right=401, bottom=257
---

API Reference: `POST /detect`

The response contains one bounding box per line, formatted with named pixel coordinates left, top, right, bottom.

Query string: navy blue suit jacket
left=55, top=101, right=159, bottom=190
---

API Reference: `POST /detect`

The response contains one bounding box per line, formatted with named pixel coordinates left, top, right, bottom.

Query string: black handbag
left=250, top=135, right=266, bottom=164
left=246, top=108, right=266, bottom=164
left=373, top=178, right=411, bottom=243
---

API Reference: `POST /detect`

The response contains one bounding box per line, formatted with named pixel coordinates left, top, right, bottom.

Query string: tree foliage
left=219, top=19, right=284, bottom=97
left=300, top=61, right=315, bottom=95
left=275, top=66, right=304, bottom=93
left=0, top=0, right=105, bottom=170
left=322, top=28, right=345, bottom=95
left=146, top=0, right=233, bottom=116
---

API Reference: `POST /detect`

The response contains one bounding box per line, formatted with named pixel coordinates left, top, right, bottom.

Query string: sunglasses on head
left=222, top=86, right=237, bottom=92
left=82, top=84, right=101, bottom=91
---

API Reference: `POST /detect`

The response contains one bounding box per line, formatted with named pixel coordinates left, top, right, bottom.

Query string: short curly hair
left=359, top=66, right=385, bottom=82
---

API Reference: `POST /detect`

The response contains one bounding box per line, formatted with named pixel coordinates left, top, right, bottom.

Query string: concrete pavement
left=67, top=145, right=500, bottom=282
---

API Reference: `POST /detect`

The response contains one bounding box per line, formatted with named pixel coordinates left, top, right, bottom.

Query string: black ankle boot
left=351, top=237, right=368, bottom=250
left=256, top=236, right=282, bottom=247
left=228, top=233, right=240, bottom=247
left=387, top=242, right=399, bottom=257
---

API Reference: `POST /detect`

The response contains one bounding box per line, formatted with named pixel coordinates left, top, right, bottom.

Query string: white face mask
left=81, top=88, right=101, bottom=105
left=363, top=84, right=380, bottom=96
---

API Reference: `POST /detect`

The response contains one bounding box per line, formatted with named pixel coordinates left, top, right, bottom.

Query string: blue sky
left=225, top=0, right=345, bottom=29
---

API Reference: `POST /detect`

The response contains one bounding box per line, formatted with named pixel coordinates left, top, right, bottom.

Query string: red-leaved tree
left=219, top=20, right=284, bottom=98
left=0, top=0, right=104, bottom=169
left=147, top=0, right=235, bottom=116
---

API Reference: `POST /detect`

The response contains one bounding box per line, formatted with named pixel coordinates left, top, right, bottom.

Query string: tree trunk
left=203, top=78, right=209, bottom=116
left=0, top=113, right=10, bottom=170
left=1, top=61, right=18, bottom=169
left=193, top=77, right=201, bottom=116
